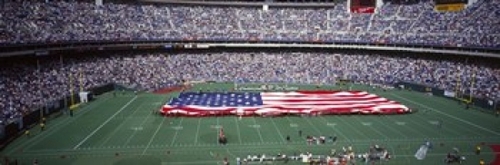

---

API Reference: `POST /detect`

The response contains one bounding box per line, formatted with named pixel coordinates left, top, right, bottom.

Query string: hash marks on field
left=327, top=122, right=337, bottom=127
left=289, top=123, right=299, bottom=127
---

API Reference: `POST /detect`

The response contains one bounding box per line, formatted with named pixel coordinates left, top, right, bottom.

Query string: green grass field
left=1, top=83, right=499, bottom=165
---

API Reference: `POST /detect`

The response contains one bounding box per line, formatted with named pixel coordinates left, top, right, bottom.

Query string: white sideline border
left=73, top=96, right=138, bottom=149
left=391, top=93, right=500, bottom=136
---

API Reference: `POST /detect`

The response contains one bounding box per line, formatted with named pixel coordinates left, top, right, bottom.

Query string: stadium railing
left=1, top=40, right=499, bottom=58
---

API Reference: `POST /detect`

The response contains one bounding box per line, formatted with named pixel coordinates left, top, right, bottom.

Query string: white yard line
left=270, top=118, right=286, bottom=143
left=73, top=96, right=138, bottom=150
left=98, top=102, right=145, bottom=147
left=372, top=116, right=409, bottom=138
left=285, top=116, right=305, bottom=140
left=334, top=116, right=371, bottom=139
left=216, top=117, right=220, bottom=144
left=352, top=116, right=390, bottom=139
left=6, top=95, right=114, bottom=155
left=142, top=116, right=167, bottom=155
left=123, top=104, right=154, bottom=146
left=391, top=93, right=500, bottom=136
left=252, top=117, right=265, bottom=143
left=194, top=118, right=202, bottom=144
left=408, top=110, right=468, bottom=137
left=303, top=117, right=324, bottom=135
left=318, top=116, right=350, bottom=142
left=169, top=118, right=185, bottom=146
left=233, top=117, right=243, bottom=144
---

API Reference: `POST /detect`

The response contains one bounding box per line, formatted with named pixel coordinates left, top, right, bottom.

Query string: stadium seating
left=1, top=1, right=499, bottom=48
left=0, top=53, right=498, bottom=123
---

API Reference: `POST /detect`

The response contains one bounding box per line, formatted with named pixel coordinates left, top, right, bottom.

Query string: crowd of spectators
left=1, top=0, right=499, bottom=47
left=0, top=52, right=498, bottom=124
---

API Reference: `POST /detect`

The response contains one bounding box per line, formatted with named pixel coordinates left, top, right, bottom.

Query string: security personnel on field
left=25, top=130, right=30, bottom=137
left=479, top=158, right=485, bottom=165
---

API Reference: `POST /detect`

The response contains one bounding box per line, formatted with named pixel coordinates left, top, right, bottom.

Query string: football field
left=1, top=83, right=499, bottom=165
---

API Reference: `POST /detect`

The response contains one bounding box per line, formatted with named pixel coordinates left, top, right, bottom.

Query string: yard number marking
left=248, top=124, right=261, bottom=128
left=171, top=126, right=184, bottom=130
left=327, top=122, right=337, bottom=127
left=361, top=122, right=372, bottom=126
left=210, top=125, right=223, bottom=129
left=131, top=127, right=144, bottom=131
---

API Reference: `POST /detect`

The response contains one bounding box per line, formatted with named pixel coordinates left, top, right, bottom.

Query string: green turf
left=1, top=83, right=499, bottom=165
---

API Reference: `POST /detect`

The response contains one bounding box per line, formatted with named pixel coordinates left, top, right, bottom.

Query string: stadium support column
left=60, top=55, right=68, bottom=114
left=454, top=72, right=462, bottom=103
left=37, top=59, right=43, bottom=121
left=469, top=70, right=476, bottom=103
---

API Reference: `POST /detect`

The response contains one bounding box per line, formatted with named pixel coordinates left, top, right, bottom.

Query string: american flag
left=161, top=91, right=410, bottom=116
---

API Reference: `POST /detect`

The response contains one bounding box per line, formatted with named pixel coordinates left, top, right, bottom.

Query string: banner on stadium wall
left=435, top=4, right=465, bottom=12
left=444, top=90, right=456, bottom=97
left=350, top=6, right=375, bottom=13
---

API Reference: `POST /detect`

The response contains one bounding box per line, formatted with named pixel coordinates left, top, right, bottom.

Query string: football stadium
left=0, top=0, right=500, bottom=165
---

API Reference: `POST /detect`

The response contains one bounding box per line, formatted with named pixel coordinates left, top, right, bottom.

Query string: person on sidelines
left=286, top=135, right=290, bottom=142
left=40, top=123, right=45, bottom=131
left=476, top=145, right=481, bottom=155
left=25, top=130, right=30, bottom=138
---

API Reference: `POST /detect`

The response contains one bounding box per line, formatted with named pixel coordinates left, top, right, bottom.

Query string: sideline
left=5, top=95, right=114, bottom=155
left=73, top=96, right=138, bottom=149
left=391, top=93, right=500, bottom=136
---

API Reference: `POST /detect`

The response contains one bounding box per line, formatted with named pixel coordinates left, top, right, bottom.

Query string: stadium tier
left=1, top=1, right=499, bottom=48
left=0, top=52, right=498, bottom=123
left=161, top=91, right=411, bottom=116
